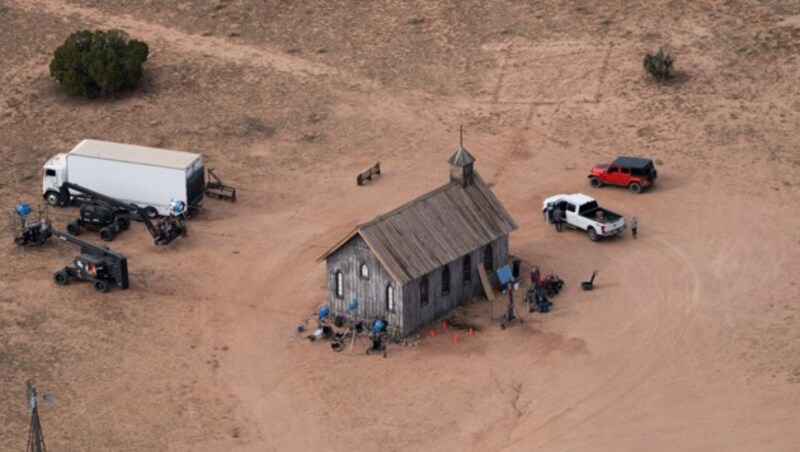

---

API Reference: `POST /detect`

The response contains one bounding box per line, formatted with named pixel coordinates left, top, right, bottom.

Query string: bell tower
left=448, top=127, right=476, bottom=187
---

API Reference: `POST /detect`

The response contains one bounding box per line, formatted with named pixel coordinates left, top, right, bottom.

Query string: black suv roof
left=611, top=156, right=653, bottom=169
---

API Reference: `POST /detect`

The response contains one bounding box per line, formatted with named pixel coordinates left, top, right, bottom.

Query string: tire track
left=13, top=0, right=370, bottom=84
left=490, top=103, right=535, bottom=182
left=502, top=236, right=700, bottom=450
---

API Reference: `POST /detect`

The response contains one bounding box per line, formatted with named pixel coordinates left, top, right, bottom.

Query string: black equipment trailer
left=205, top=168, right=236, bottom=202
left=58, top=182, right=186, bottom=245
left=51, top=230, right=129, bottom=293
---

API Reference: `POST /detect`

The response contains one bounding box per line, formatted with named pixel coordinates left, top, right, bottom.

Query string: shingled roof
left=448, top=146, right=475, bottom=166
left=319, top=172, right=518, bottom=284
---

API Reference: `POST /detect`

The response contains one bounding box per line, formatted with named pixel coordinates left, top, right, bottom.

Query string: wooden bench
left=357, top=162, right=381, bottom=186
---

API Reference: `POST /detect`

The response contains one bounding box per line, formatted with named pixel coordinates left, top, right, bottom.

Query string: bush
left=643, top=48, right=674, bottom=81
left=50, top=29, right=149, bottom=98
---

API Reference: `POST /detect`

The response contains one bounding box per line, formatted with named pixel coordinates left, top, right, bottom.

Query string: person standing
left=553, top=208, right=564, bottom=232
left=631, top=216, right=638, bottom=239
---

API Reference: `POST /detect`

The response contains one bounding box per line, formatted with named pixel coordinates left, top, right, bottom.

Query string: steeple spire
left=448, top=126, right=476, bottom=187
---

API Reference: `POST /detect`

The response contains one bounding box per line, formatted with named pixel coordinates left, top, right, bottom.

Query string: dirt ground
left=1, top=0, right=799, bottom=450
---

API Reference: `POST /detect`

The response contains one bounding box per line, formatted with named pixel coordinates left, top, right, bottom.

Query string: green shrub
left=50, top=29, right=149, bottom=98
left=643, top=48, right=674, bottom=81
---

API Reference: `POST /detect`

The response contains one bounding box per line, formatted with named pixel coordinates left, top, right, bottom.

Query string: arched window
left=442, top=265, right=450, bottom=295
left=484, top=244, right=493, bottom=272
left=420, top=275, right=429, bottom=307
left=386, top=285, right=395, bottom=312
left=463, top=254, right=471, bottom=285
left=360, top=263, right=369, bottom=279
left=335, top=270, right=344, bottom=298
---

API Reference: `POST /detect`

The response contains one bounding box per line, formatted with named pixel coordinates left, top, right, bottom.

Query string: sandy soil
left=1, top=1, right=799, bottom=450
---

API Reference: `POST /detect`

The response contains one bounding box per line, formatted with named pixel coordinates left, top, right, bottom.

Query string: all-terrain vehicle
left=588, top=156, right=658, bottom=194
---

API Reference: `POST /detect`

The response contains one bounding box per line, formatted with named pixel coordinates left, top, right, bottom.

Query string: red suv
left=588, top=156, right=658, bottom=194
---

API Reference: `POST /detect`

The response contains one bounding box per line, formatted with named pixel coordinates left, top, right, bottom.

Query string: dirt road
left=1, top=1, right=798, bottom=450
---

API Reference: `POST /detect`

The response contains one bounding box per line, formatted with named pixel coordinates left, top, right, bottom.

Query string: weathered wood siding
left=325, top=235, right=404, bottom=334
left=401, top=235, right=509, bottom=335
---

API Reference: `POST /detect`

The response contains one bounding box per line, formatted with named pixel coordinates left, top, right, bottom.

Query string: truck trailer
left=43, top=139, right=205, bottom=217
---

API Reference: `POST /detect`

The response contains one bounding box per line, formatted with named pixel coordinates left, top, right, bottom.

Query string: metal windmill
left=26, top=380, right=50, bottom=452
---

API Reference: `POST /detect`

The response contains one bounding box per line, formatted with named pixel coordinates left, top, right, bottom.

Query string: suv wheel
left=629, top=182, right=642, bottom=194
left=589, top=177, right=602, bottom=188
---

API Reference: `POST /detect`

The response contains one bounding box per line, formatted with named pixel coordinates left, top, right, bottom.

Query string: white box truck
left=43, top=139, right=205, bottom=217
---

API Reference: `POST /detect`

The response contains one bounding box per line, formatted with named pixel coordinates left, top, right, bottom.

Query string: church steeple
left=449, top=147, right=475, bottom=186
left=448, top=126, right=476, bottom=187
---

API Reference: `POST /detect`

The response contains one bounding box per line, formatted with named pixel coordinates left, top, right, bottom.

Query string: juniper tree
left=643, top=48, right=674, bottom=81
left=50, top=29, right=149, bottom=98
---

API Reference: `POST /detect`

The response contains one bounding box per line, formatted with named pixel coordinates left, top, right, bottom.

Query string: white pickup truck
left=542, top=193, right=626, bottom=241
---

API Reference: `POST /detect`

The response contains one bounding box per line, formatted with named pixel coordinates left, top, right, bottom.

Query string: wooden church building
left=318, top=146, right=518, bottom=336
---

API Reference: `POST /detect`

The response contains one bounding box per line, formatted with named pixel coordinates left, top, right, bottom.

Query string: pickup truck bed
left=579, top=206, right=622, bottom=223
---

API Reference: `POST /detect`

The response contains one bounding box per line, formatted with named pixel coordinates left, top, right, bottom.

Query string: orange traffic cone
left=453, top=334, right=459, bottom=343
left=430, top=329, right=436, bottom=338
left=468, top=327, right=474, bottom=336
left=441, top=321, right=448, bottom=330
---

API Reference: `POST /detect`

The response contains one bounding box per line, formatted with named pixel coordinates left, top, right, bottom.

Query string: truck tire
left=588, top=227, right=599, bottom=242
left=145, top=206, right=159, bottom=219
left=99, top=227, right=115, bottom=242
left=589, top=177, right=602, bottom=188
left=94, top=280, right=110, bottom=293
left=54, top=270, right=69, bottom=285
left=117, top=217, right=130, bottom=231
left=629, top=182, right=642, bottom=194
left=67, top=222, right=80, bottom=235
left=45, top=191, right=61, bottom=206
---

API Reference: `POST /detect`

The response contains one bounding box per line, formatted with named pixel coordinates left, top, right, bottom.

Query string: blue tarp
left=496, top=265, right=513, bottom=289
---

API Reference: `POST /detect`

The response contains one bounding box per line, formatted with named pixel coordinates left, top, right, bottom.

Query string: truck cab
left=43, top=153, right=68, bottom=206
left=588, top=156, right=657, bottom=194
